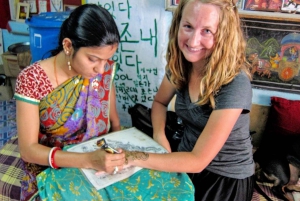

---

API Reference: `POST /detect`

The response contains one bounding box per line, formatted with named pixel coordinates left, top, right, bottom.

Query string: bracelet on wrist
left=48, top=147, right=61, bottom=169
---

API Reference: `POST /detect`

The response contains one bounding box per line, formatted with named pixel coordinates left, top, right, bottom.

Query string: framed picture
left=38, top=0, right=49, bottom=13
left=236, top=0, right=245, bottom=9
left=165, top=0, right=177, bottom=11
left=64, top=4, right=78, bottom=11
left=244, top=0, right=268, bottom=11
left=281, top=0, right=300, bottom=13
left=16, top=2, right=30, bottom=22
left=267, top=0, right=283, bottom=11
left=173, top=0, right=180, bottom=5
left=9, top=0, right=19, bottom=20
left=244, top=20, right=300, bottom=94
left=51, top=0, right=63, bottom=12
left=23, top=0, right=38, bottom=13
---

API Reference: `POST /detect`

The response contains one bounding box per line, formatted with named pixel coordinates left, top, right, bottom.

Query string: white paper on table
left=67, top=127, right=167, bottom=190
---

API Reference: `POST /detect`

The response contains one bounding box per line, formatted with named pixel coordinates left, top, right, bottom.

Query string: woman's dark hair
left=51, top=4, right=120, bottom=56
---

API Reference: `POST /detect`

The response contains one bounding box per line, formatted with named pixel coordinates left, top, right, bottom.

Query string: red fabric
left=63, top=0, right=82, bottom=6
left=267, top=96, right=300, bottom=136
left=15, top=63, right=53, bottom=102
left=0, top=0, right=11, bottom=29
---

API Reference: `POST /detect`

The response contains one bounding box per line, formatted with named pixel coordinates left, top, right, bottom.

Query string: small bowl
left=8, top=42, right=30, bottom=54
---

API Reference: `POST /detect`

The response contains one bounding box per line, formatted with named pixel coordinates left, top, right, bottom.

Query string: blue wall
left=253, top=88, right=300, bottom=105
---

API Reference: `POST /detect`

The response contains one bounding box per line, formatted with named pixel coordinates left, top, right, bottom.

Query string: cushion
left=256, top=96, right=300, bottom=157
left=266, top=96, right=300, bottom=136
left=253, top=96, right=300, bottom=200
left=0, top=136, right=23, bottom=201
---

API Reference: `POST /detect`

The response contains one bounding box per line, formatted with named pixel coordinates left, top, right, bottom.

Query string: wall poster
left=243, top=20, right=300, bottom=94
left=82, top=0, right=172, bottom=126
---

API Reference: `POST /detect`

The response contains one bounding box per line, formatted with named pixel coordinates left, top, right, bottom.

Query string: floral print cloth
left=36, top=167, right=194, bottom=201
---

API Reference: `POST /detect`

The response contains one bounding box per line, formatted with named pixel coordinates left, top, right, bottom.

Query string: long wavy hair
left=166, top=0, right=251, bottom=108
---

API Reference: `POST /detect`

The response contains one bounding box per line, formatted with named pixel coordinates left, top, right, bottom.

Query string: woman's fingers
left=95, top=164, right=123, bottom=175
left=92, top=149, right=126, bottom=173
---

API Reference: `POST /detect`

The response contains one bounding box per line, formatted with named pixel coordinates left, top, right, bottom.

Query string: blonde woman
left=125, top=0, right=255, bottom=200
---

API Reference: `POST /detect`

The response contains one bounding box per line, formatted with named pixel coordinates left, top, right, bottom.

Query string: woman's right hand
left=88, top=148, right=126, bottom=174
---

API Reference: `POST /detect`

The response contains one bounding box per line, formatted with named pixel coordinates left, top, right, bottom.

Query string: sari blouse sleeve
left=14, top=63, right=53, bottom=105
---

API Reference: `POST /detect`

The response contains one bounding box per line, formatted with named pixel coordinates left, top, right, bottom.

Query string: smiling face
left=177, top=1, right=220, bottom=67
left=71, top=44, right=118, bottom=78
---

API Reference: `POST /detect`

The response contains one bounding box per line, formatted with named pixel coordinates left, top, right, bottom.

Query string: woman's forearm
left=125, top=150, right=206, bottom=173
left=151, top=100, right=168, bottom=137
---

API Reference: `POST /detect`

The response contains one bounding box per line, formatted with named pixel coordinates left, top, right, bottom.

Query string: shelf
left=238, top=10, right=300, bottom=23
left=165, top=3, right=300, bottom=23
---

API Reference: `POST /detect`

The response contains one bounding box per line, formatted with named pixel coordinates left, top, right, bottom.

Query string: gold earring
left=65, top=49, right=71, bottom=70
left=68, top=60, right=71, bottom=71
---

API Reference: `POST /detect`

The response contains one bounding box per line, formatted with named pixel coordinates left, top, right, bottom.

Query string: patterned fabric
left=252, top=181, right=300, bottom=201
left=36, top=167, right=195, bottom=201
left=252, top=182, right=284, bottom=201
left=0, top=137, right=23, bottom=201
left=14, top=62, right=53, bottom=104
left=1, top=136, right=300, bottom=201
left=14, top=61, right=116, bottom=200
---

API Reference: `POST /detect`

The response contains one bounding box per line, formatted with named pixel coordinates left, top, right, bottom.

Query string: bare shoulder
left=35, top=57, right=58, bottom=88
left=39, top=58, right=54, bottom=76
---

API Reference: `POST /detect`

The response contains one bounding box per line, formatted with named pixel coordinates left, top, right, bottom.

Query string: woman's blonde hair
left=166, top=0, right=251, bottom=108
